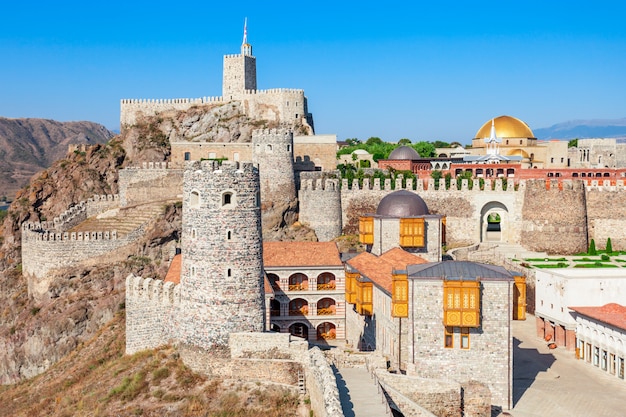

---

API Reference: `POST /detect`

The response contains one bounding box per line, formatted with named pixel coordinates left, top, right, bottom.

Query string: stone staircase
left=68, top=200, right=175, bottom=238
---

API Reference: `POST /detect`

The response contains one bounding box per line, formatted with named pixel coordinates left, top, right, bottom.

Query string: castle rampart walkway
left=334, top=366, right=391, bottom=417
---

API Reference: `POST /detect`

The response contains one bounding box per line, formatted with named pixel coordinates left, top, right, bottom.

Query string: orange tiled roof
left=263, top=241, right=342, bottom=267
left=263, top=275, right=274, bottom=296
left=164, top=254, right=182, bottom=284
left=347, top=248, right=427, bottom=293
left=569, top=303, right=626, bottom=331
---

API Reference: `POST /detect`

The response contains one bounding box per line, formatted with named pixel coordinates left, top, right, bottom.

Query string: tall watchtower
left=223, top=19, right=257, bottom=100
left=178, top=160, right=265, bottom=349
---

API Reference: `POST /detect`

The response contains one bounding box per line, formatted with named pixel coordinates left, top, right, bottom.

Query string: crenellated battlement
left=125, top=162, right=172, bottom=170
left=186, top=159, right=255, bottom=174
left=585, top=179, right=626, bottom=190
left=338, top=177, right=525, bottom=193
left=21, top=194, right=119, bottom=233
left=22, top=228, right=119, bottom=242
left=126, top=275, right=181, bottom=306
left=243, top=88, right=304, bottom=95
left=120, top=97, right=223, bottom=105
left=300, top=177, right=340, bottom=192
left=251, top=127, right=293, bottom=139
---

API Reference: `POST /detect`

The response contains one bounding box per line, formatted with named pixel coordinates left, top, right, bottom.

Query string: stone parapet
left=125, top=275, right=180, bottom=354
left=306, top=347, right=344, bottom=417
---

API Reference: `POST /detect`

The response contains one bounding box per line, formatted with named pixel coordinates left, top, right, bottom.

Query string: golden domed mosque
left=464, top=115, right=568, bottom=169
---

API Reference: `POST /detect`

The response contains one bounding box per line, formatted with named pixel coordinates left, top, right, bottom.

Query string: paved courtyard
left=511, top=314, right=626, bottom=417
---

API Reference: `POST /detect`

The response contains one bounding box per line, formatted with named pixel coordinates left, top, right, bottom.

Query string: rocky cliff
left=0, top=118, right=115, bottom=200
left=0, top=103, right=315, bottom=387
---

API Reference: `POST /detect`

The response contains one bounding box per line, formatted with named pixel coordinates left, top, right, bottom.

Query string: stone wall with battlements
left=125, top=275, right=180, bottom=354
left=118, top=163, right=183, bottom=207
left=120, top=97, right=224, bottom=127
left=520, top=180, right=588, bottom=254
left=585, top=181, right=626, bottom=250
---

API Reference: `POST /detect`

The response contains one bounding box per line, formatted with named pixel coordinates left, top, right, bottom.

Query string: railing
left=270, top=309, right=280, bottom=316
left=288, top=283, right=308, bottom=291
left=317, top=282, right=336, bottom=290
left=289, top=308, right=308, bottom=316
left=317, top=330, right=336, bottom=340
left=317, top=307, right=336, bottom=316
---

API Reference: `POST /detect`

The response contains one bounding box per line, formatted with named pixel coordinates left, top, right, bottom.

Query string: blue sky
left=1, top=1, right=625, bottom=143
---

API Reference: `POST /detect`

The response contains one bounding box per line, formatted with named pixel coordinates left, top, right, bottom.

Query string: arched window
left=266, top=144, right=273, bottom=152
left=222, top=191, right=235, bottom=207
left=226, top=230, right=232, bottom=240
left=317, top=273, right=336, bottom=290
left=288, top=273, right=308, bottom=291
left=226, top=268, right=232, bottom=278
left=190, top=190, right=200, bottom=208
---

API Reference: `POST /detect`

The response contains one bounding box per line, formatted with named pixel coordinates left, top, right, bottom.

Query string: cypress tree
left=588, top=239, right=597, bottom=256
left=606, top=237, right=613, bottom=255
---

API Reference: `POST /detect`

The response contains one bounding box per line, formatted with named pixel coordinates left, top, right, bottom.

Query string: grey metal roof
left=407, top=261, right=513, bottom=281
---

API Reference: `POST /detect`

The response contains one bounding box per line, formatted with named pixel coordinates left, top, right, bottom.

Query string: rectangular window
left=601, top=350, right=608, bottom=371
left=593, top=346, right=600, bottom=366
left=610, top=353, right=616, bottom=375
left=184, top=152, right=190, bottom=161
left=586, top=343, right=591, bottom=363
left=443, top=280, right=480, bottom=327
left=578, top=339, right=585, bottom=360
left=358, top=217, right=374, bottom=245
left=444, top=327, right=453, bottom=348
left=460, top=327, right=470, bottom=349
left=619, top=357, right=624, bottom=379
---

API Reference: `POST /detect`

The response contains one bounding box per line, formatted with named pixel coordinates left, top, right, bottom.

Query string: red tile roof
left=164, top=254, right=182, bottom=284
left=263, top=241, right=342, bottom=267
left=347, top=248, right=427, bottom=293
left=569, top=303, right=626, bottom=331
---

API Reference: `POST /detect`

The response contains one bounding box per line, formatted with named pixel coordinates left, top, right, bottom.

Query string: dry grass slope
left=0, top=311, right=302, bottom=417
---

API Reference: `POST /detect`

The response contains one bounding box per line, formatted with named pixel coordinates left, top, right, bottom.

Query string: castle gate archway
left=480, top=201, right=509, bottom=243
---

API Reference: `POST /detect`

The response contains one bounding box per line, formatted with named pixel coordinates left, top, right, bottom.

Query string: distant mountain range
left=534, top=117, right=626, bottom=140
left=0, top=118, right=114, bottom=200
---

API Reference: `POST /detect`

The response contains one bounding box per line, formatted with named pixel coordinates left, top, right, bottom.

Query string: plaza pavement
left=510, top=314, right=626, bottom=417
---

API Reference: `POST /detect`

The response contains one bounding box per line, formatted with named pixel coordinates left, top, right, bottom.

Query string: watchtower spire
left=241, top=18, right=252, bottom=56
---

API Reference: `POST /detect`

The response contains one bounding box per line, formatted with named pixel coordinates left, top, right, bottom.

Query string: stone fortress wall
left=21, top=195, right=122, bottom=283
left=299, top=175, right=626, bottom=254
left=118, top=162, right=183, bottom=207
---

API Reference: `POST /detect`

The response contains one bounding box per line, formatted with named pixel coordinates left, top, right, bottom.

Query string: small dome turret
left=388, top=146, right=420, bottom=160
left=376, top=190, right=429, bottom=217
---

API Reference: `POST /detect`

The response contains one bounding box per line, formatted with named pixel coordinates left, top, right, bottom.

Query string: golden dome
left=506, top=148, right=530, bottom=158
left=474, top=115, right=535, bottom=139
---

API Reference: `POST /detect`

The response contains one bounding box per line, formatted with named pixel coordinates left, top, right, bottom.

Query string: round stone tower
left=178, top=160, right=265, bottom=349
left=252, top=128, right=296, bottom=205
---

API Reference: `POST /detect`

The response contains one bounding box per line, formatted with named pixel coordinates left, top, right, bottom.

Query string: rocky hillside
left=0, top=102, right=316, bottom=411
left=0, top=118, right=115, bottom=200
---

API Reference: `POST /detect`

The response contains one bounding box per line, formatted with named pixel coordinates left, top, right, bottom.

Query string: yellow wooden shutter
left=392, top=271, right=409, bottom=318
left=443, top=280, right=480, bottom=327
left=345, top=271, right=359, bottom=305
left=513, top=275, right=527, bottom=321
left=359, top=216, right=374, bottom=244
left=399, top=218, right=425, bottom=247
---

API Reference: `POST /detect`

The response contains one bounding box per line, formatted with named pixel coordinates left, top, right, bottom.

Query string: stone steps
left=68, top=201, right=173, bottom=237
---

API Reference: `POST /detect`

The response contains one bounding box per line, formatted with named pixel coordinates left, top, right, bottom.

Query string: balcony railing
left=289, top=308, right=308, bottom=316
left=288, top=283, right=307, bottom=291
left=270, top=309, right=280, bottom=316
left=317, top=307, right=336, bottom=315
left=317, top=282, right=336, bottom=291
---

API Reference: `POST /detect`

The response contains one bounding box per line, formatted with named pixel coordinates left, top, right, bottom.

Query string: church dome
left=474, top=115, right=535, bottom=139
left=376, top=190, right=429, bottom=217
left=388, top=146, right=420, bottom=160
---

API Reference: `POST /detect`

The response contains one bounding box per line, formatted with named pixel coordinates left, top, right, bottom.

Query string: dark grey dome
left=376, top=190, right=429, bottom=217
left=388, top=146, right=420, bottom=160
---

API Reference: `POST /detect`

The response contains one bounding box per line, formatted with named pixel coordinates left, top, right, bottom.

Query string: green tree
left=431, top=170, right=443, bottom=190
left=568, top=139, right=578, bottom=148
left=398, top=138, right=412, bottom=145
left=365, top=137, right=383, bottom=146
left=588, top=239, right=597, bottom=256
left=606, top=237, right=613, bottom=254
left=432, top=140, right=451, bottom=148
left=412, top=142, right=436, bottom=158
left=345, top=138, right=361, bottom=146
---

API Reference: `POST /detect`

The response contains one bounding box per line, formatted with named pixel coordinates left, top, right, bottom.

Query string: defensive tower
left=252, top=128, right=296, bottom=205
left=178, top=160, right=265, bottom=348
left=223, top=19, right=257, bottom=100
